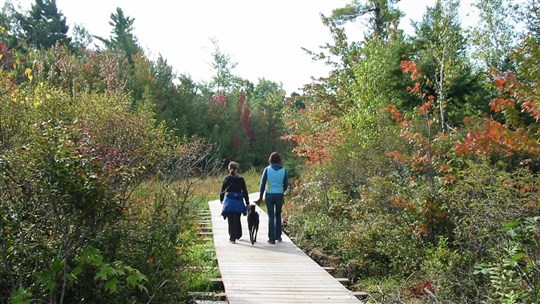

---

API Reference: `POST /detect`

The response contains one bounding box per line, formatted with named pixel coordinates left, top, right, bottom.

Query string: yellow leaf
left=25, top=68, right=33, bottom=81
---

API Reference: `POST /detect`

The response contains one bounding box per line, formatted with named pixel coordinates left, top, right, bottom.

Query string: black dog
left=247, top=204, right=259, bottom=245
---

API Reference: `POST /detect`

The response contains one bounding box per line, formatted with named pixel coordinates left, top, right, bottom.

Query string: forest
left=1, top=0, right=539, bottom=303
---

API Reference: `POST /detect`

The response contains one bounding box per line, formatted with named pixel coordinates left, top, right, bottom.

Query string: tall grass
left=193, top=168, right=262, bottom=203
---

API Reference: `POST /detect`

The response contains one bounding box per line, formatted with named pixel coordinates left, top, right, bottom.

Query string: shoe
left=277, top=238, right=282, bottom=242
left=267, top=240, right=275, bottom=244
left=229, top=240, right=236, bottom=244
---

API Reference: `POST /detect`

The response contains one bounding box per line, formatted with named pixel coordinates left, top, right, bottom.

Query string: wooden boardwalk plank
left=209, top=194, right=362, bottom=304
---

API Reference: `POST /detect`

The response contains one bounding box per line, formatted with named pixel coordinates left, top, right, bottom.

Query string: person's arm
left=258, top=167, right=268, bottom=200
left=220, top=176, right=229, bottom=202
left=283, top=168, right=289, bottom=193
left=241, top=177, right=250, bottom=205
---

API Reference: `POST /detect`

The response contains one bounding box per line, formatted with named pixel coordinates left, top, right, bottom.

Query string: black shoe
left=267, top=240, right=275, bottom=244
left=229, top=240, right=236, bottom=244
left=277, top=238, right=282, bottom=242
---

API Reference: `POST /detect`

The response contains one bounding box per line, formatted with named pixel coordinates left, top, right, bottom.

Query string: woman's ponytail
left=228, top=161, right=239, bottom=175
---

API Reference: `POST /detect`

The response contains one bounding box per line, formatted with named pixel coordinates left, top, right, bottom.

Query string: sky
left=4, top=0, right=472, bottom=95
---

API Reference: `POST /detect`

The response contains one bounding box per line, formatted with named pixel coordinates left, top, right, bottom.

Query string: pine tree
left=329, top=0, right=402, bottom=40
left=94, top=7, right=140, bottom=61
left=15, top=0, right=71, bottom=49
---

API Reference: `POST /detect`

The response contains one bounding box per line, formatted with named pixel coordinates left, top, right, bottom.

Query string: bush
left=0, top=80, right=219, bottom=302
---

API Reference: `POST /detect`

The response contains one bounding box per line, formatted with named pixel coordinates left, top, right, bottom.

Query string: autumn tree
left=457, top=35, right=540, bottom=162
left=412, top=0, right=478, bottom=131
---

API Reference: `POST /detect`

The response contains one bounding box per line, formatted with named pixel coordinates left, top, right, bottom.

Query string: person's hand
left=255, top=198, right=262, bottom=206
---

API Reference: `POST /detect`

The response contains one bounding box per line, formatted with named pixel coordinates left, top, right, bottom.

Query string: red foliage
left=283, top=127, right=338, bottom=165
left=409, top=279, right=436, bottom=299
left=211, top=93, right=227, bottom=106
left=419, top=102, right=434, bottom=116
left=238, top=93, right=255, bottom=138
left=390, top=196, right=413, bottom=211
left=385, top=104, right=405, bottom=123
left=455, top=117, right=540, bottom=157
left=490, top=97, right=516, bottom=112
left=399, top=60, right=423, bottom=81
left=0, top=43, right=13, bottom=70
left=283, top=98, right=341, bottom=165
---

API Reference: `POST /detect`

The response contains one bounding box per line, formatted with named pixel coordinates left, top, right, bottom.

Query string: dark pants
left=224, top=212, right=242, bottom=241
left=265, top=194, right=284, bottom=242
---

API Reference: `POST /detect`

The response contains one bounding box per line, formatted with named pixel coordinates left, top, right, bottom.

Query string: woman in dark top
left=220, top=161, right=250, bottom=244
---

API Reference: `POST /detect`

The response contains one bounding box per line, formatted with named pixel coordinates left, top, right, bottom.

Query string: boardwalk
left=209, top=194, right=362, bottom=304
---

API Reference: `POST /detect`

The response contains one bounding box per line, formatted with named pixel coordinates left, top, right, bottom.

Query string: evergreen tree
left=94, top=7, right=140, bottom=60
left=15, top=0, right=71, bottom=49
left=330, top=0, right=402, bottom=40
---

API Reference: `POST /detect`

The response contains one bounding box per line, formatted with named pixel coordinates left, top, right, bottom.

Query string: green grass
left=184, top=241, right=220, bottom=292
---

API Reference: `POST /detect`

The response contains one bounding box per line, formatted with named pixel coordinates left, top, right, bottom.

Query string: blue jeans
left=265, top=194, right=284, bottom=241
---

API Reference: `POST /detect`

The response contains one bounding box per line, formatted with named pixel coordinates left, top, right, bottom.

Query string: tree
left=15, top=0, right=71, bottom=49
left=330, top=0, right=402, bottom=40
left=94, top=7, right=140, bottom=61
left=412, top=0, right=469, bottom=131
left=71, top=24, right=93, bottom=50
left=523, top=0, right=540, bottom=43
left=469, top=0, right=520, bottom=71
left=1, top=1, right=21, bottom=49
left=208, top=39, right=238, bottom=94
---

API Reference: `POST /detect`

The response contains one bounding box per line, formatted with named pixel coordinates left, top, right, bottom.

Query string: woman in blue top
left=258, top=152, right=288, bottom=244
left=220, top=161, right=250, bottom=244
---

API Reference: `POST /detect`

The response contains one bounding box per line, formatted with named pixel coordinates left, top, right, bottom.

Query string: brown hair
left=228, top=161, right=239, bottom=175
left=268, top=152, right=281, bottom=164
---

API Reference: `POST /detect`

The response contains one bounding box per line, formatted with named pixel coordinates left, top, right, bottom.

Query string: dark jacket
left=220, top=174, right=250, bottom=205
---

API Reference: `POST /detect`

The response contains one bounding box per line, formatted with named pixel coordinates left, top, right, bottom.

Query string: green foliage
left=94, top=7, right=140, bottom=61
left=15, top=0, right=71, bottom=49
left=10, top=288, right=32, bottom=304
left=330, top=0, right=402, bottom=39
left=208, top=39, right=238, bottom=94
left=469, top=0, right=519, bottom=71
left=284, top=2, right=540, bottom=302
left=523, top=0, right=540, bottom=43
left=0, top=67, right=223, bottom=302
left=474, top=216, right=540, bottom=303
left=7, top=1, right=540, bottom=303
